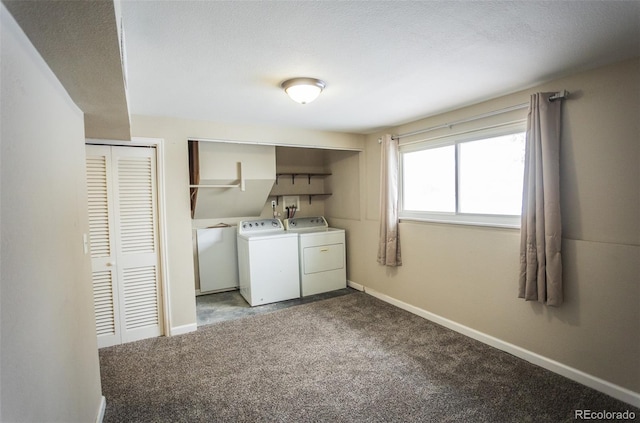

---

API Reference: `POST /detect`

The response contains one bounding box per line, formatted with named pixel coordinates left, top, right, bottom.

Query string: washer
left=237, top=218, right=300, bottom=306
left=283, top=216, right=346, bottom=297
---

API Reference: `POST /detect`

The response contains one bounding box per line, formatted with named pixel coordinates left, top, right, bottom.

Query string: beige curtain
left=377, top=134, right=402, bottom=266
left=519, top=93, right=563, bottom=306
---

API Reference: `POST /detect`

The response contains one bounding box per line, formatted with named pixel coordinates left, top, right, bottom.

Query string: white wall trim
left=87, top=137, right=173, bottom=338
left=135, top=137, right=173, bottom=340
left=347, top=280, right=365, bottom=291
left=190, top=137, right=364, bottom=152
left=95, top=396, right=106, bottom=423
left=363, top=286, right=640, bottom=408
left=171, top=323, right=198, bottom=336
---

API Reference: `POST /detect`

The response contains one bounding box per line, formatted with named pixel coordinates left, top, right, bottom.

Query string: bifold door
left=86, top=144, right=163, bottom=348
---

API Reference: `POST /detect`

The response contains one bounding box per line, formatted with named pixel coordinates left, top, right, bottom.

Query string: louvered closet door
left=112, top=146, right=162, bottom=344
left=86, top=145, right=163, bottom=348
left=86, top=145, right=121, bottom=348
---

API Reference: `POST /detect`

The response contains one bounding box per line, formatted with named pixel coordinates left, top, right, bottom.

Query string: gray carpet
left=99, top=292, right=638, bottom=422
left=196, top=288, right=355, bottom=326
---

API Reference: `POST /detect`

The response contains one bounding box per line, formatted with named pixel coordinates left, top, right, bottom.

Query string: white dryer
left=237, top=218, right=300, bottom=306
left=283, top=217, right=346, bottom=297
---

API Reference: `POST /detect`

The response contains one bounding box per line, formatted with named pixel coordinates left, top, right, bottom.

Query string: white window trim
left=398, top=121, right=526, bottom=229
left=400, top=211, right=521, bottom=229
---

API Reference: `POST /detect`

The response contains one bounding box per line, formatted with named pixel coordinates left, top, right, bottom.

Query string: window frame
left=398, top=122, right=526, bottom=229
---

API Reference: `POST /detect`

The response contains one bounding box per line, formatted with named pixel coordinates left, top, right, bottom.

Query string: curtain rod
left=389, top=90, right=569, bottom=141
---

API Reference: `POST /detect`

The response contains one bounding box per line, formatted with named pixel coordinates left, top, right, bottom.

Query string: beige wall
left=331, top=58, right=640, bottom=394
left=324, top=149, right=361, bottom=222
left=273, top=146, right=362, bottom=221
left=130, top=115, right=364, bottom=327
left=1, top=5, right=103, bottom=421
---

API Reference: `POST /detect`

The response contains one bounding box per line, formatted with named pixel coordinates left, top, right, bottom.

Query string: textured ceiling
left=121, top=1, right=639, bottom=134
left=8, top=1, right=639, bottom=137
left=4, top=0, right=131, bottom=140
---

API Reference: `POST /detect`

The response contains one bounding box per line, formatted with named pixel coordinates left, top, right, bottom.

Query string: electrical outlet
left=271, top=200, right=276, bottom=208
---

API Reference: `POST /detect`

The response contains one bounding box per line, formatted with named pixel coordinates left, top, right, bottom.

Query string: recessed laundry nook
left=189, top=140, right=358, bottom=319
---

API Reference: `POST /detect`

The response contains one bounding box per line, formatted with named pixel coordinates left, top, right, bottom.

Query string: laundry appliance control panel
left=238, top=218, right=284, bottom=235
left=283, top=216, right=328, bottom=231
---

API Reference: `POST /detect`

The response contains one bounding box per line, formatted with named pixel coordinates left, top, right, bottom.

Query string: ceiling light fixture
left=281, top=77, right=326, bottom=104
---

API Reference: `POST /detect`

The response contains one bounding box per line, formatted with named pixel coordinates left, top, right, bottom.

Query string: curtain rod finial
left=549, top=90, right=569, bottom=102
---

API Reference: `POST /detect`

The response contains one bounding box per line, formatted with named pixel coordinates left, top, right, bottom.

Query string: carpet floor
left=99, top=292, right=638, bottom=422
left=196, top=287, right=356, bottom=326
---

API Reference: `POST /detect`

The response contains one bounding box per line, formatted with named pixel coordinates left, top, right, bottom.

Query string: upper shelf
left=270, top=193, right=332, bottom=205
left=276, top=172, right=331, bottom=184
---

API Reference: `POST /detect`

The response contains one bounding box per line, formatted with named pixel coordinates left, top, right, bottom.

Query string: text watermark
left=575, top=409, right=636, bottom=420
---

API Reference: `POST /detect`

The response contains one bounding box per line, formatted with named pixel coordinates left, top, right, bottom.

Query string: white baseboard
left=363, top=286, right=640, bottom=408
left=347, top=280, right=365, bottom=291
left=170, top=323, right=198, bottom=336
left=95, top=396, right=106, bottom=423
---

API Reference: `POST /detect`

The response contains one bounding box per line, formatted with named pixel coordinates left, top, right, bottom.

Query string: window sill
left=399, top=214, right=521, bottom=230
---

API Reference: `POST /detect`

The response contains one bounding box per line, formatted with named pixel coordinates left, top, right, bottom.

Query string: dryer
left=237, top=218, right=300, bottom=306
left=283, top=216, right=346, bottom=297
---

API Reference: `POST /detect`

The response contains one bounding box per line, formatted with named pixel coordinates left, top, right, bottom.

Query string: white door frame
left=86, top=137, right=172, bottom=337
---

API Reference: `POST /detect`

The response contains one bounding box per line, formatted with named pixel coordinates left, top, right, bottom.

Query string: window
left=399, top=125, right=526, bottom=228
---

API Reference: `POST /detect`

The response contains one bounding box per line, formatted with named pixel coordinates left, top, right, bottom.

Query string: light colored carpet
left=99, top=292, right=637, bottom=422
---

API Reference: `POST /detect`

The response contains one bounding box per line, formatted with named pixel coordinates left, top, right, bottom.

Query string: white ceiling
left=4, top=0, right=131, bottom=139
left=122, top=1, right=639, bottom=134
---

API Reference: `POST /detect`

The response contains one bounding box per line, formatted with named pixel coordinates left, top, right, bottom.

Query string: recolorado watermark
left=575, top=409, right=636, bottom=420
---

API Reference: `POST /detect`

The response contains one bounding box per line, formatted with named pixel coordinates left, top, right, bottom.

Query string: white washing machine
left=237, top=218, right=300, bottom=306
left=283, top=216, right=346, bottom=297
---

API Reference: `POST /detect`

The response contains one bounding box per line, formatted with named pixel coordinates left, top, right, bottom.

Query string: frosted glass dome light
left=281, top=78, right=326, bottom=104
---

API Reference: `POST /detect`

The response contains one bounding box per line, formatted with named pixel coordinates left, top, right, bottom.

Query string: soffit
left=3, top=0, right=131, bottom=140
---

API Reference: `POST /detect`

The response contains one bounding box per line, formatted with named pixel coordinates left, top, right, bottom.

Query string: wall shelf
left=272, top=171, right=332, bottom=204
left=189, top=184, right=240, bottom=189
left=275, top=172, right=331, bottom=184
left=271, top=193, right=332, bottom=205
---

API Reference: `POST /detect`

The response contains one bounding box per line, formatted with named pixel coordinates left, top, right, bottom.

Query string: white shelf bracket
left=238, top=161, right=245, bottom=191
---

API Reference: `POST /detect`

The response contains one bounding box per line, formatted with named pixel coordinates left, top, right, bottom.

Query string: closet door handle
left=106, top=261, right=116, bottom=267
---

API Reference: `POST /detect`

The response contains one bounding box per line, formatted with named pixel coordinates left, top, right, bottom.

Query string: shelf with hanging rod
left=189, top=184, right=241, bottom=188
left=189, top=162, right=246, bottom=191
